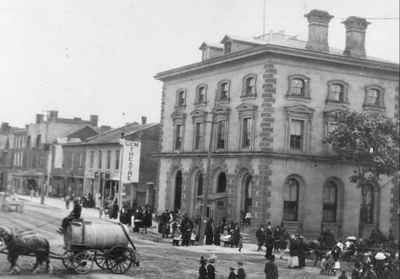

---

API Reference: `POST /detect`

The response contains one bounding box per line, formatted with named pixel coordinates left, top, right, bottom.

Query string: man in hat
left=198, top=256, right=207, bottom=279
left=264, top=254, right=278, bottom=279
left=207, top=254, right=216, bottom=279
left=57, top=197, right=81, bottom=233
left=227, top=267, right=236, bottom=279
left=237, top=261, right=246, bottom=279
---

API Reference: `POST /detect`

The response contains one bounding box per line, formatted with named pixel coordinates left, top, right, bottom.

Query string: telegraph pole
left=200, top=114, right=215, bottom=242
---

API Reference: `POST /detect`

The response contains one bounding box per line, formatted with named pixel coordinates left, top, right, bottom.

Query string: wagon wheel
left=94, top=251, right=108, bottom=270
left=71, top=251, right=94, bottom=274
left=106, top=246, right=133, bottom=274
left=62, top=251, right=75, bottom=270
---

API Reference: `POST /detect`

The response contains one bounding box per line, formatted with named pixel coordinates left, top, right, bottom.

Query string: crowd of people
left=157, top=210, right=244, bottom=248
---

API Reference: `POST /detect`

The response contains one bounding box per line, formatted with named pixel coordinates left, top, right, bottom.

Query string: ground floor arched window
left=216, top=172, right=227, bottom=193
left=322, top=180, right=338, bottom=223
left=174, top=170, right=182, bottom=211
left=283, top=177, right=299, bottom=221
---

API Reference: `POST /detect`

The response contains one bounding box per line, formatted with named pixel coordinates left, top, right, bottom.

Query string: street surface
left=0, top=197, right=336, bottom=279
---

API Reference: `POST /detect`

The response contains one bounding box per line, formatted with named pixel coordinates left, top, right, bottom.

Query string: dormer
left=220, top=35, right=264, bottom=54
left=199, top=42, right=224, bottom=61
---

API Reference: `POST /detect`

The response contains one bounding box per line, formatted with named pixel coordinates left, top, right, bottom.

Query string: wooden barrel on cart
left=64, top=220, right=129, bottom=249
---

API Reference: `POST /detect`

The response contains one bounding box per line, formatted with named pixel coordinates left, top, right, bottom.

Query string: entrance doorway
left=174, top=171, right=182, bottom=211
left=243, top=175, right=253, bottom=214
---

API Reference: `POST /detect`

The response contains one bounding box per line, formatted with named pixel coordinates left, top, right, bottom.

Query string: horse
left=0, top=226, right=52, bottom=274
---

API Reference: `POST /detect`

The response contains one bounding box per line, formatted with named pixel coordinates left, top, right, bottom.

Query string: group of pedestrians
left=256, top=222, right=289, bottom=256
left=110, top=200, right=153, bottom=233
left=197, top=254, right=279, bottom=279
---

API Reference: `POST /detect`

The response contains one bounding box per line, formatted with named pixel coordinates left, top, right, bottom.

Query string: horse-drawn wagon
left=0, top=220, right=139, bottom=274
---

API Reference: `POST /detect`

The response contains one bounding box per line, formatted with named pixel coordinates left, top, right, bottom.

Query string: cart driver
left=57, top=197, right=82, bottom=234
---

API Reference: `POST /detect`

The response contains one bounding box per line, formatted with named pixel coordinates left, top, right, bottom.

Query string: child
left=172, top=229, right=181, bottom=246
left=237, top=261, right=246, bottom=279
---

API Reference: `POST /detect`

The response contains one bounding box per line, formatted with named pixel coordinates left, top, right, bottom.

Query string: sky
left=1, top=0, right=399, bottom=128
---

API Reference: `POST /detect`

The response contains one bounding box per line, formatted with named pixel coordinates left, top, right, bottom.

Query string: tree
left=324, top=110, right=399, bottom=236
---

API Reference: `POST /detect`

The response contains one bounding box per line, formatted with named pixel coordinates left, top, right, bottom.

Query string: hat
left=237, top=261, right=243, bottom=266
left=375, top=252, right=386, bottom=260
left=229, top=267, right=235, bottom=271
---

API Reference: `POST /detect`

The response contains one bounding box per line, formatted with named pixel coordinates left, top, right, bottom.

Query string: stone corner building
left=155, top=10, right=399, bottom=239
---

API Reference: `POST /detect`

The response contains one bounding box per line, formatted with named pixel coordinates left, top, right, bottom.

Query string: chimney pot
left=1, top=122, right=10, bottom=132
left=305, top=9, right=334, bottom=52
left=89, top=115, right=98, bottom=127
left=36, top=114, right=44, bottom=124
left=47, top=110, right=58, bottom=121
left=141, top=116, right=147, bottom=125
left=343, top=16, right=370, bottom=58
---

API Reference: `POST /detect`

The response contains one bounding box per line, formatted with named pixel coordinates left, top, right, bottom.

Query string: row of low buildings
left=0, top=111, right=160, bottom=209
left=0, top=9, right=398, bottom=240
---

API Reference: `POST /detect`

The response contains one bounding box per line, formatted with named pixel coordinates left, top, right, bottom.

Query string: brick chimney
left=1, top=122, right=10, bottom=133
left=343, top=16, right=370, bottom=58
left=48, top=110, right=58, bottom=121
left=305, top=10, right=334, bottom=52
left=90, top=115, right=98, bottom=127
left=141, top=116, right=147, bottom=125
left=36, top=114, right=44, bottom=124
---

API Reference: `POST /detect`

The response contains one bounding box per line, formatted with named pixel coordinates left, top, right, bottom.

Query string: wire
left=335, top=17, right=399, bottom=20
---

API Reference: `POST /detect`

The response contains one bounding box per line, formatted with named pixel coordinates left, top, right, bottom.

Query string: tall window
left=290, top=78, right=305, bottom=96
left=196, top=173, right=203, bottom=196
left=241, top=117, right=252, bottom=148
left=216, top=172, right=227, bottom=193
left=98, top=150, right=102, bottom=169
left=90, top=151, right=94, bottom=168
left=218, top=81, right=230, bottom=101
left=197, top=86, right=207, bottom=104
left=115, top=150, right=120, bottom=170
left=290, top=120, right=304, bottom=151
left=174, top=124, right=183, bottom=150
left=106, top=150, right=111, bottom=169
left=365, top=88, right=380, bottom=106
left=194, top=122, right=203, bottom=150
left=328, top=83, right=345, bottom=102
left=363, top=184, right=375, bottom=224
left=216, top=121, right=226, bottom=150
left=283, top=178, right=299, bottom=221
left=244, top=76, right=256, bottom=96
left=177, top=90, right=186, bottom=106
left=224, top=41, right=232, bottom=54
left=323, top=181, right=338, bottom=222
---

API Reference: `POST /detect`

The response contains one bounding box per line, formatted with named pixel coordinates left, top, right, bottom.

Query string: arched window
left=364, top=85, right=385, bottom=109
left=242, top=74, right=257, bottom=97
left=217, top=80, right=230, bottom=101
left=196, top=172, right=203, bottom=196
left=323, top=181, right=338, bottom=222
left=366, top=88, right=380, bottom=106
left=283, top=178, right=299, bottom=221
left=290, top=79, right=305, bottom=96
left=176, top=89, right=186, bottom=106
left=244, top=175, right=252, bottom=213
left=196, top=85, right=207, bottom=104
left=328, top=83, right=345, bottom=102
left=216, top=172, right=227, bottom=193
left=363, top=184, right=375, bottom=224
left=174, top=171, right=183, bottom=211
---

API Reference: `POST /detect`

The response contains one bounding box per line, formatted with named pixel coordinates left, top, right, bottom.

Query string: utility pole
left=200, top=114, right=215, bottom=243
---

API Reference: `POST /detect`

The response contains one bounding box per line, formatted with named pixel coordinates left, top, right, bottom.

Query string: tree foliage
left=323, top=111, right=399, bottom=185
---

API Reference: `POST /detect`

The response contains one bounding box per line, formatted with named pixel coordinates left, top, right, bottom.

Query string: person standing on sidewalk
left=264, top=255, right=278, bottom=279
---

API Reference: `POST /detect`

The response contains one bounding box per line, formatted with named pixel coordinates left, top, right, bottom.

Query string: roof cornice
left=154, top=44, right=399, bottom=81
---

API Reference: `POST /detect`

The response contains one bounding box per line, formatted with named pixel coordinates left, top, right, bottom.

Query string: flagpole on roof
left=262, top=0, right=266, bottom=35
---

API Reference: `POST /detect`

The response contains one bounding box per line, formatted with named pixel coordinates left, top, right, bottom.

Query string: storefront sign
left=120, top=140, right=141, bottom=183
